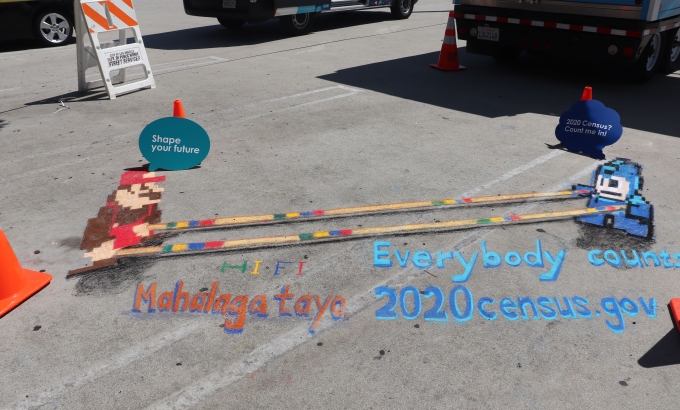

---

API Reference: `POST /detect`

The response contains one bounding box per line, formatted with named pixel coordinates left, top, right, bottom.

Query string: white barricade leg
left=75, top=0, right=155, bottom=100
left=76, top=0, right=103, bottom=92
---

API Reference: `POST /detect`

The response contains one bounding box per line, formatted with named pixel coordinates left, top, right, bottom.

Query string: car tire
left=280, top=13, right=314, bottom=36
left=218, top=17, right=246, bottom=30
left=629, top=32, right=665, bottom=82
left=660, top=28, right=680, bottom=74
left=492, top=46, right=522, bottom=62
left=390, top=0, right=413, bottom=20
left=34, top=10, right=73, bottom=47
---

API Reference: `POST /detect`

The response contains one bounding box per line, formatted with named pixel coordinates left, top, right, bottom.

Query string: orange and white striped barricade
left=75, top=0, right=155, bottom=99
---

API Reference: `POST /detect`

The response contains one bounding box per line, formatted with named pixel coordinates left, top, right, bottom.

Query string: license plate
left=222, top=0, right=236, bottom=8
left=477, top=26, right=499, bottom=42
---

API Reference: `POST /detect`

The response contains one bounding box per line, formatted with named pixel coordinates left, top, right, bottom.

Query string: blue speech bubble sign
left=554, top=99, right=622, bottom=160
left=139, top=117, right=210, bottom=171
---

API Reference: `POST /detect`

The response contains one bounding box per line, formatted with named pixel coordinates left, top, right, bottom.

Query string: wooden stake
left=147, top=189, right=591, bottom=232
left=118, top=204, right=622, bottom=259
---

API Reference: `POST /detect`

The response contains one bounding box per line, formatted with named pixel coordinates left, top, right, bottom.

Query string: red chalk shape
left=173, top=281, right=190, bottom=312
left=211, top=294, right=232, bottom=315
left=295, top=294, right=312, bottom=317
left=309, top=295, right=333, bottom=333
left=297, top=261, right=307, bottom=276
left=158, top=291, right=173, bottom=312
left=132, top=282, right=157, bottom=312
left=330, top=295, right=346, bottom=320
left=204, top=281, right=219, bottom=313
left=274, top=284, right=295, bottom=316
left=205, top=241, right=223, bottom=249
left=189, top=293, right=208, bottom=312
left=224, top=295, right=249, bottom=333
left=248, top=294, right=268, bottom=318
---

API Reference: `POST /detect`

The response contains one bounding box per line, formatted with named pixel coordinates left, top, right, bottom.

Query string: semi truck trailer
left=453, top=0, right=680, bottom=80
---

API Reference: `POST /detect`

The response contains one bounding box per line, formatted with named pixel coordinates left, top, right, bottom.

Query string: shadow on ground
left=638, top=327, right=680, bottom=368
left=142, top=10, right=396, bottom=50
left=14, top=88, right=139, bottom=108
left=2, top=10, right=394, bottom=53
left=72, top=257, right=156, bottom=296
left=318, top=49, right=680, bottom=138
left=0, top=37, right=75, bottom=53
left=9, top=26, right=680, bottom=139
left=574, top=224, right=654, bottom=252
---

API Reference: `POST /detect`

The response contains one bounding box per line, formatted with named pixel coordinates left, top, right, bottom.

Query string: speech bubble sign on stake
left=139, top=117, right=210, bottom=171
left=554, top=86, right=622, bottom=160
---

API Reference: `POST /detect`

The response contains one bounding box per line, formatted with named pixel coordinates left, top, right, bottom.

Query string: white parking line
left=0, top=85, right=362, bottom=183
left=216, top=87, right=362, bottom=126
left=0, top=56, right=229, bottom=96
left=153, top=56, right=228, bottom=74
left=1, top=22, right=445, bottom=99
left=196, top=85, right=356, bottom=120
left=461, top=149, right=565, bottom=198
left=10, top=149, right=570, bottom=409
left=144, top=159, right=597, bottom=410
left=15, top=321, right=204, bottom=410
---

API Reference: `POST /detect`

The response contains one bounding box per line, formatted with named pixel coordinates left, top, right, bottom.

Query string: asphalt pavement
left=1, top=0, right=680, bottom=408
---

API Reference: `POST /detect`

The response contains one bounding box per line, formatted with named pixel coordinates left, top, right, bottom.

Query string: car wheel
left=660, top=28, right=680, bottom=73
left=34, top=10, right=73, bottom=47
left=390, top=0, right=413, bottom=20
left=630, top=32, right=665, bottom=82
left=280, top=13, right=314, bottom=36
left=218, top=17, right=246, bottom=30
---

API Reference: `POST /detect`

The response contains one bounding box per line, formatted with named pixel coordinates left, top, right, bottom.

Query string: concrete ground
left=1, top=0, right=680, bottom=408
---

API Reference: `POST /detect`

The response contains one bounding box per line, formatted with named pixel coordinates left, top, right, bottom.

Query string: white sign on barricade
left=75, top=0, right=155, bottom=100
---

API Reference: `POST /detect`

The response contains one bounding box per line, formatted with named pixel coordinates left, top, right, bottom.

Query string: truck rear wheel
left=280, top=13, right=314, bottom=36
left=630, top=32, right=665, bottom=82
left=660, top=28, right=680, bottom=73
left=390, top=0, right=413, bottom=20
left=218, top=18, right=246, bottom=30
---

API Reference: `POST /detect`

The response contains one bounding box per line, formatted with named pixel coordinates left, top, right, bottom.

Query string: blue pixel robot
left=574, top=158, right=653, bottom=239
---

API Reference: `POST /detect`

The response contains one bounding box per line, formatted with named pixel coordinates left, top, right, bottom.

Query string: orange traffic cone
left=173, top=99, right=186, bottom=118
left=581, top=86, right=593, bottom=101
left=0, top=230, right=51, bottom=317
left=670, top=298, right=680, bottom=334
left=430, top=11, right=466, bottom=71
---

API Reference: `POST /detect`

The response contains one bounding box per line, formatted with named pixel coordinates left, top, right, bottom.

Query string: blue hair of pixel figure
left=573, top=158, right=653, bottom=239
